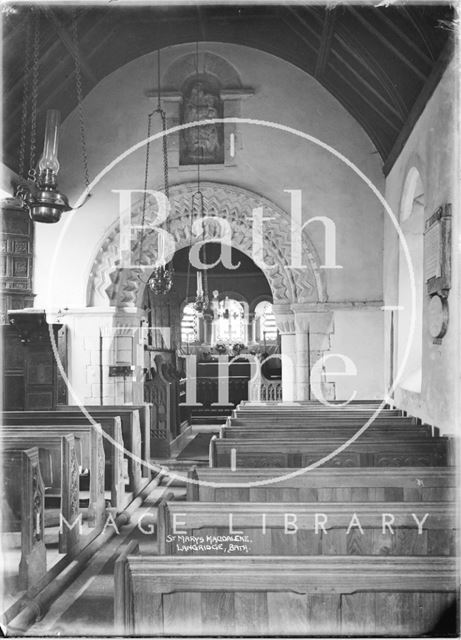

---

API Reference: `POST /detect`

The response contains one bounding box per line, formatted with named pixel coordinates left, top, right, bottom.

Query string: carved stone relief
left=88, top=183, right=325, bottom=309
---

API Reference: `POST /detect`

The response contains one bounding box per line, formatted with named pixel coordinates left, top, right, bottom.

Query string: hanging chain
left=139, top=112, right=153, bottom=266
left=153, top=50, right=169, bottom=224
left=71, top=10, right=90, bottom=191
left=28, top=10, right=40, bottom=181
left=18, top=12, right=32, bottom=180
left=196, top=41, right=209, bottom=306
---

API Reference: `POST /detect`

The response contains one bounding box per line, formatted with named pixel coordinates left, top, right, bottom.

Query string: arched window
left=214, top=298, right=245, bottom=344
left=397, top=168, right=425, bottom=392
left=181, top=303, right=199, bottom=344
left=254, top=301, right=277, bottom=342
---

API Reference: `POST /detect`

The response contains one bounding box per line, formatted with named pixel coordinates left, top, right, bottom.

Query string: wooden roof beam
left=282, top=12, right=320, bottom=56
left=373, top=10, right=434, bottom=66
left=383, top=39, right=454, bottom=175
left=286, top=7, right=401, bottom=134
left=329, top=49, right=404, bottom=123
left=314, top=7, right=336, bottom=78
left=42, top=8, right=99, bottom=87
left=308, top=6, right=408, bottom=120
left=348, top=7, right=427, bottom=81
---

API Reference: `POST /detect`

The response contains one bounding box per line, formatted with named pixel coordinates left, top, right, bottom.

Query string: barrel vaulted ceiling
left=2, top=2, right=455, bottom=176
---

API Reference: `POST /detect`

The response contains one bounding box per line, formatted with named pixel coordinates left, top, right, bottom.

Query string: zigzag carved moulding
left=87, top=183, right=325, bottom=308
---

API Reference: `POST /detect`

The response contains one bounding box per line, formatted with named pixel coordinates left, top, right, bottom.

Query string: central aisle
left=26, top=483, right=187, bottom=636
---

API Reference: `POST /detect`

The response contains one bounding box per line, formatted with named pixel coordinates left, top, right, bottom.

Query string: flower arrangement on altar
left=214, top=342, right=228, bottom=355
left=232, top=342, right=246, bottom=355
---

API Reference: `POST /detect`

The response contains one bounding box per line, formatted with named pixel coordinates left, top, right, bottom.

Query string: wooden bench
left=239, top=400, right=386, bottom=407
left=2, top=425, right=105, bottom=529
left=56, top=404, right=152, bottom=479
left=114, top=543, right=457, bottom=636
left=2, top=447, right=46, bottom=589
left=210, top=436, right=449, bottom=468
left=3, top=415, right=126, bottom=510
left=229, top=415, right=420, bottom=426
left=4, top=409, right=143, bottom=495
left=2, top=434, right=81, bottom=553
left=186, top=466, right=457, bottom=503
left=236, top=403, right=396, bottom=414
left=234, top=404, right=402, bottom=412
left=220, top=425, right=433, bottom=440
left=157, top=500, right=456, bottom=556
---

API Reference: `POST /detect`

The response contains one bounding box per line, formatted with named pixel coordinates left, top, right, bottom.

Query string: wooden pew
left=229, top=415, right=419, bottom=426
left=210, top=436, right=449, bottom=468
left=234, top=406, right=402, bottom=414
left=186, top=466, right=457, bottom=503
left=237, top=402, right=395, bottom=413
left=2, top=426, right=105, bottom=528
left=2, top=447, right=46, bottom=589
left=3, top=409, right=143, bottom=495
left=56, top=404, right=152, bottom=479
left=157, top=500, right=456, bottom=556
left=220, top=425, right=433, bottom=440
left=3, top=415, right=126, bottom=510
left=239, top=399, right=385, bottom=405
left=2, top=434, right=81, bottom=553
left=56, top=409, right=144, bottom=492
left=114, top=545, right=457, bottom=636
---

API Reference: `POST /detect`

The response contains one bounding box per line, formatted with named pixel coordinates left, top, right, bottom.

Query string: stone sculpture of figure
left=181, top=80, right=224, bottom=164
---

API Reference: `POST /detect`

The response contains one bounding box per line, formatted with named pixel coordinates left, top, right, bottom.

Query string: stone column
left=293, top=310, right=311, bottom=401
left=203, top=311, right=213, bottom=345
left=291, top=304, right=334, bottom=402
left=247, top=311, right=255, bottom=345
left=273, top=305, right=296, bottom=402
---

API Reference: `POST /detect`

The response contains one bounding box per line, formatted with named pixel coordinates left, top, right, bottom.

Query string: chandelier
left=139, top=49, right=174, bottom=296
left=190, top=187, right=212, bottom=314
left=3, top=9, right=90, bottom=223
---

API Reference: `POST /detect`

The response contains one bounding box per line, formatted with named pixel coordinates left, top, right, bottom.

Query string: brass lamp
left=22, top=109, right=71, bottom=223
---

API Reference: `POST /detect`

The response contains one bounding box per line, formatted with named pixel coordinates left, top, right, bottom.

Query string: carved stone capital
left=273, top=306, right=295, bottom=334
left=291, top=307, right=334, bottom=335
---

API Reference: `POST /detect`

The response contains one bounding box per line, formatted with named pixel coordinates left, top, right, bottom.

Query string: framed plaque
left=424, top=204, right=452, bottom=295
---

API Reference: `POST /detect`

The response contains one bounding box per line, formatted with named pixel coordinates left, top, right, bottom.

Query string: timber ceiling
left=2, top=3, right=455, bottom=176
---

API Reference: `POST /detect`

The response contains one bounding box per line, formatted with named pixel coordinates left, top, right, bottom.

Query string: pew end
left=114, top=540, right=140, bottom=635
left=186, top=466, right=199, bottom=502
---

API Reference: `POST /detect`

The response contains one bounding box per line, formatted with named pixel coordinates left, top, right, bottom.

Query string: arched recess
left=397, top=167, right=425, bottom=392
left=87, top=182, right=326, bottom=309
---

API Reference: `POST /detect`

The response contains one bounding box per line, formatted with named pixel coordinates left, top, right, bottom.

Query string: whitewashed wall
left=32, top=42, right=386, bottom=401
left=383, top=60, right=459, bottom=434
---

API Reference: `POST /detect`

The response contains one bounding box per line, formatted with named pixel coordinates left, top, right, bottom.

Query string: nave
left=1, top=400, right=457, bottom=636
left=1, top=2, right=459, bottom=637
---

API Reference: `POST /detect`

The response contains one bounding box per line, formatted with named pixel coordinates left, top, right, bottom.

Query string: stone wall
left=383, top=59, right=459, bottom=434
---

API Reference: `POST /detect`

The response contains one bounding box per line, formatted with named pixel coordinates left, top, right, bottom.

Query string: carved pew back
left=2, top=434, right=81, bottom=553
left=186, top=466, right=457, bottom=503
left=4, top=409, right=143, bottom=495
left=2, top=447, right=46, bottom=590
left=56, top=404, right=152, bottom=480
left=157, top=500, right=456, bottom=556
left=210, top=436, right=450, bottom=468
left=2, top=424, right=105, bottom=528
left=220, top=425, right=433, bottom=440
left=3, top=414, right=125, bottom=509
left=114, top=548, right=457, bottom=636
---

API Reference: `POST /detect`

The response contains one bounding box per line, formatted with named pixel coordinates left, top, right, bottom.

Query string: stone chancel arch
left=87, top=182, right=325, bottom=309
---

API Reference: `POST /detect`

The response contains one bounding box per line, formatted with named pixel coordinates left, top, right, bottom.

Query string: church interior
left=1, top=2, right=459, bottom=636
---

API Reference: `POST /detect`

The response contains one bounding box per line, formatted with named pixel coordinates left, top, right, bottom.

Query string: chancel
left=0, top=2, right=459, bottom=638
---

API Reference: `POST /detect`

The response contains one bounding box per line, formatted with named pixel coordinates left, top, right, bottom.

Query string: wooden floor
left=24, top=482, right=186, bottom=637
